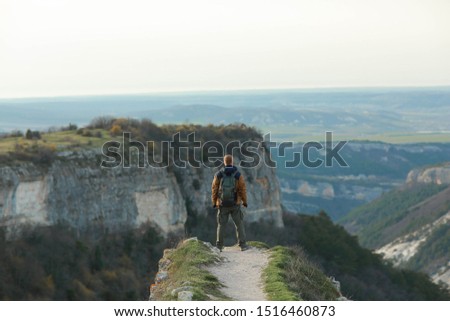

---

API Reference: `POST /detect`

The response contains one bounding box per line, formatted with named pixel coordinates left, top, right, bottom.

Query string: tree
left=25, top=129, right=41, bottom=140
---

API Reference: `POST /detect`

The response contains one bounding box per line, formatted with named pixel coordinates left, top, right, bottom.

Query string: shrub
left=110, top=125, right=122, bottom=137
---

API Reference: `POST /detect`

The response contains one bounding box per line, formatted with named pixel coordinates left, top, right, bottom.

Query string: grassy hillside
left=404, top=224, right=450, bottom=275
left=337, top=182, right=450, bottom=290
left=0, top=118, right=262, bottom=165
left=338, top=183, right=450, bottom=249
left=280, top=213, right=449, bottom=300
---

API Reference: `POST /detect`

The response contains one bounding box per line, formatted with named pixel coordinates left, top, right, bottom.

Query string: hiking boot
left=239, top=243, right=249, bottom=251
left=216, top=245, right=223, bottom=252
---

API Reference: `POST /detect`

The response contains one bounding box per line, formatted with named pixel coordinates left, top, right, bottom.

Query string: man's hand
left=213, top=204, right=217, bottom=209
left=243, top=203, right=248, bottom=208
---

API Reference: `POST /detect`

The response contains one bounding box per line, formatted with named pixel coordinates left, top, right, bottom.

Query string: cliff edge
left=149, top=238, right=344, bottom=301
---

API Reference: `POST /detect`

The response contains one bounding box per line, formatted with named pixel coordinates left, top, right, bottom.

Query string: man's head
left=224, top=154, right=233, bottom=166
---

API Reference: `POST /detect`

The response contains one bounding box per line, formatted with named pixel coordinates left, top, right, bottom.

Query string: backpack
left=219, top=169, right=239, bottom=207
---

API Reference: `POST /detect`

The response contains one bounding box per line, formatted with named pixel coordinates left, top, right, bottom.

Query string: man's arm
left=237, top=175, right=247, bottom=206
left=211, top=175, right=220, bottom=206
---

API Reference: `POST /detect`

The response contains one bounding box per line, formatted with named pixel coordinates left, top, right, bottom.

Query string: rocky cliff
left=406, top=162, right=450, bottom=185
left=0, top=150, right=283, bottom=235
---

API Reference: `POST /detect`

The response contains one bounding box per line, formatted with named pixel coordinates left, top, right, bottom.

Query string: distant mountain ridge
left=339, top=164, right=450, bottom=288
left=1, top=88, right=449, bottom=142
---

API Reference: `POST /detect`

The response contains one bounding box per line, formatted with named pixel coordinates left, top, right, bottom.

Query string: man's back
left=211, top=155, right=248, bottom=251
left=211, top=165, right=247, bottom=208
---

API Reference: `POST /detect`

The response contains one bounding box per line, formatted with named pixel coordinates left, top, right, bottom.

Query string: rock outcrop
left=406, top=162, right=450, bottom=185
left=0, top=149, right=283, bottom=235
left=149, top=237, right=220, bottom=301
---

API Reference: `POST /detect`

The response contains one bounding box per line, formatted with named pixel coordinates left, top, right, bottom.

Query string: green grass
left=155, top=239, right=229, bottom=301
left=263, top=246, right=299, bottom=301
left=282, top=247, right=341, bottom=300
left=42, top=130, right=109, bottom=147
left=263, top=246, right=341, bottom=301
left=0, top=136, right=19, bottom=154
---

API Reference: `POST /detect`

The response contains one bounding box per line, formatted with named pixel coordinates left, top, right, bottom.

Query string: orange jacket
left=211, top=166, right=247, bottom=207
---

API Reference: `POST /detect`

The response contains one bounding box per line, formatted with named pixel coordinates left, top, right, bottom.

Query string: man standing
left=211, top=154, right=248, bottom=251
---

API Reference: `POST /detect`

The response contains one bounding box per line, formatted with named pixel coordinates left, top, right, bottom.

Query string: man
left=211, top=154, right=249, bottom=251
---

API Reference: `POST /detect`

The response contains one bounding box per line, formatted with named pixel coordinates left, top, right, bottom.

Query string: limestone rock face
left=0, top=150, right=284, bottom=235
left=406, top=163, right=450, bottom=185
left=0, top=153, right=187, bottom=235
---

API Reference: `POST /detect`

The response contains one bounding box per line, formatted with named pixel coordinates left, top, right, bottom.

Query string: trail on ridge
left=206, top=246, right=269, bottom=301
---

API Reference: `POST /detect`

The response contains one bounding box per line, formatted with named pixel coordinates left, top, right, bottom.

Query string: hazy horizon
left=1, top=87, right=449, bottom=145
left=1, top=84, right=450, bottom=101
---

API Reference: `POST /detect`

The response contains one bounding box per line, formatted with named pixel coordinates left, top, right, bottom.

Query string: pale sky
left=1, top=0, right=449, bottom=98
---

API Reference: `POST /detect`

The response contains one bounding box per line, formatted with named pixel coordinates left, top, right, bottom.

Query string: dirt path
left=207, top=246, right=269, bottom=301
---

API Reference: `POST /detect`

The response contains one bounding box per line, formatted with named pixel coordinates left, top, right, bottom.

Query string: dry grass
left=0, top=129, right=110, bottom=156
left=152, top=239, right=229, bottom=301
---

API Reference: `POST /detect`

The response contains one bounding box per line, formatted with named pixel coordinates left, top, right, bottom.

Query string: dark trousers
left=216, top=205, right=246, bottom=247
